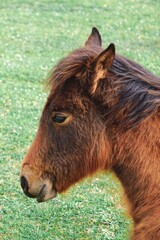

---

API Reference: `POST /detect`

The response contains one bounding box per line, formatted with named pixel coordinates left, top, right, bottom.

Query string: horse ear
left=90, top=43, right=115, bottom=94
left=85, top=27, right=102, bottom=47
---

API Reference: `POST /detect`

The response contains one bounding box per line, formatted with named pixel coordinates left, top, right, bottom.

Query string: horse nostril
left=20, top=176, right=29, bottom=192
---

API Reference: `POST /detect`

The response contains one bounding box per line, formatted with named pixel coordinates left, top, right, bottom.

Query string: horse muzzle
left=20, top=164, right=57, bottom=202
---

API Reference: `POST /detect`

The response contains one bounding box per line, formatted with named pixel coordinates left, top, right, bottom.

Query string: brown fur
left=20, top=28, right=160, bottom=239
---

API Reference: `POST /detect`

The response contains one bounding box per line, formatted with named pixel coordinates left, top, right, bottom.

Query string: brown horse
left=20, top=28, right=160, bottom=240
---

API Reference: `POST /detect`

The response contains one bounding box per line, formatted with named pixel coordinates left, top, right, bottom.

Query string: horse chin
left=36, top=184, right=57, bottom=202
left=36, top=177, right=57, bottom=202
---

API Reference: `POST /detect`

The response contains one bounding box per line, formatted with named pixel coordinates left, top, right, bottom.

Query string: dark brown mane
left=107, top=55, right=160, bottom=129
left=48, top=47, right=160, bottom=130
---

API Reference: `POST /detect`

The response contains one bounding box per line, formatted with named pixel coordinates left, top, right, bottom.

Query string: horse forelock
left=47, top=47, right=101, bottom=93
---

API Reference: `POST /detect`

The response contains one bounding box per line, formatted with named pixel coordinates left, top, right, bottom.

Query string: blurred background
left=0, top=0, right=159, bottom=239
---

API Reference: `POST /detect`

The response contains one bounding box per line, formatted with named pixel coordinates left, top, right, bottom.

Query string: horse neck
left=112, top=113, right=160, bottom=222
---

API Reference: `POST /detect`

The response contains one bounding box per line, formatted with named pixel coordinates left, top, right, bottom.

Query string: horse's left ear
left=90, top=43, right=115, bottom=94
left=85, top=27, right=102, bottom=47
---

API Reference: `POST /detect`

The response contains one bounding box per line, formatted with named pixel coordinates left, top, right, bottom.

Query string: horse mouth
left=20, top=174, right=57, bottom=202
left=36, top=185, right=57, bottom=203
left=36, top=185, right=47, bottom=202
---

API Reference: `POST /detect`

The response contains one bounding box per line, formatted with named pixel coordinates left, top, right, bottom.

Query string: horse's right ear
left=85, top=27, right=102, bottom=47
left=90, top=43, right=115, bottom=95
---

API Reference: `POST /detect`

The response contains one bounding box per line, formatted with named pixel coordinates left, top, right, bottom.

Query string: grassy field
left=0, top=0, right=159, bottom=239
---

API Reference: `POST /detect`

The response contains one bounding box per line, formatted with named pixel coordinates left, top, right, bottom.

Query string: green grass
left=0, top=0, right=159, bottom=239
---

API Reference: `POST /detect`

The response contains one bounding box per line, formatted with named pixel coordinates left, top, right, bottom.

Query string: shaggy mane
left=108, top=55, right=160, bottom=129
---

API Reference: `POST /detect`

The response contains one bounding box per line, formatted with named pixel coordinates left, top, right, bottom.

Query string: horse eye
left=51, top=113, right=69, bottom=124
